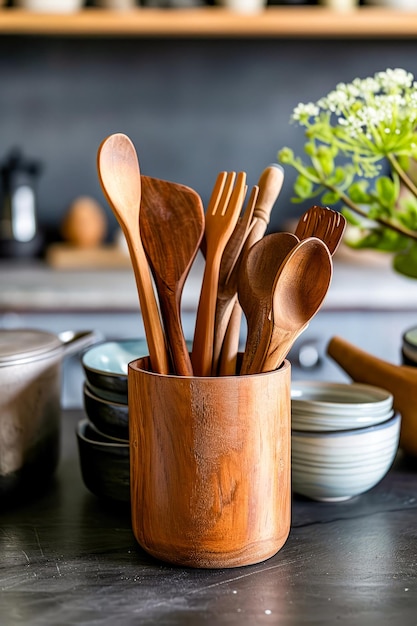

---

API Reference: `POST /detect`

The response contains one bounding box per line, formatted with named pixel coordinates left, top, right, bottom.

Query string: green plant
left=278, top=67, right=417, bottom=278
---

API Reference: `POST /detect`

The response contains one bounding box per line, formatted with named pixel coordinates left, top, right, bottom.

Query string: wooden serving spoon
left=238, top=232, right=299, bottom=376
left=140, top=175, right=204, bottom=377
left=97, top=133, right=169, bottom=375
left=218, top=163, right=285, bottom=375
left=259, top=237, right=333, bottom=373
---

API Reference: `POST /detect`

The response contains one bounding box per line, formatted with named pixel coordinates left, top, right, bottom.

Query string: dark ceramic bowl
left=402, top=326, right=417, bottom=366
left=81, top=339, right=148, bottom=403
left=83, top=383, right=129, bottom=441
left=76, top=419, right=130, bottom=503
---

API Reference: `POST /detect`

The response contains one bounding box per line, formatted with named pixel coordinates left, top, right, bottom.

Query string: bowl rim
left=291, top=380, right=393, bottom=411
left=83, top=381, right=128, bottom=408
left=81, top=338, right=148, bottom=377
left=291, top=411, right=401, bottom=437
left=76, top=418, right=129, bottom=448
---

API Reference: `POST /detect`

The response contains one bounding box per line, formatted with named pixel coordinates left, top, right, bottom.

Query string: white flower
left=291, top=102, right=319, bottom=122
left=375, top=68, right=414, bottom=91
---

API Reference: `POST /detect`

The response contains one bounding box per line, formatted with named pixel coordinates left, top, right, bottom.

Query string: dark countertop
left=1, top=409, right=417, bottom=626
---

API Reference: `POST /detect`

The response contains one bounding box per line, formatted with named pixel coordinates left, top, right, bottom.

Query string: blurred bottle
left=0, top=149, right=43, bottom=259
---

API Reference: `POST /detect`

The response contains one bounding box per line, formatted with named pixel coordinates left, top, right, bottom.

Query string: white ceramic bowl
left=291, top=381, right=393, bottom=432
left=81, top=338, right=148, bottom=402
left=291, top=412, right=401, bottom=502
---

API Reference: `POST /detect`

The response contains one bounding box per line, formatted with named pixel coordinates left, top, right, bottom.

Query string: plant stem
left=387, top=154, right=417, bottom=197
left=325, top=182, right=417, bottom=242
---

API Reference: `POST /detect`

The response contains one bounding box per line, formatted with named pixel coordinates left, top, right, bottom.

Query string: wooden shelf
left=1, top=6, right=417, bottom=38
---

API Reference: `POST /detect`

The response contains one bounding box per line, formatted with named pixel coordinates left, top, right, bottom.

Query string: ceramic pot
left=0, top=329, right=97, bottom=503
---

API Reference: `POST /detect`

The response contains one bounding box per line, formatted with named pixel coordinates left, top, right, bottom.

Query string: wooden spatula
left=140, top=175, right=204, bottom=376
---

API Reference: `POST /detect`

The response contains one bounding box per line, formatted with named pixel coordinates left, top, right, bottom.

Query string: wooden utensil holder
left=128, top=357, right=291, bottom=568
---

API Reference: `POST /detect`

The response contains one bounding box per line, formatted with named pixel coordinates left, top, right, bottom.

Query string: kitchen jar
left=128, top=355, right=291, bottom=568
left=0, top=328, right=96, bottom=503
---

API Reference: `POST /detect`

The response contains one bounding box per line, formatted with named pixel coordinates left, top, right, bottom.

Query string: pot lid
left=0, top=329, right=62, bottom=366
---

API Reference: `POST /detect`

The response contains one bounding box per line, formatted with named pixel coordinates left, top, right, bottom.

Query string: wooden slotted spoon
left=140, top=175, right=204, bottom=376
left=97, top=133, right=169, bottom=375
left=191, top=171, right=246, bottom=377
left=295, top=205, right=347, bottom=255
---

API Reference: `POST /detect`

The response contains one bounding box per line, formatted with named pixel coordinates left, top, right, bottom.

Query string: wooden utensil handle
left=191, top=251, right=222, bottom=377
left=126, top=234, right=170, bottom=375
left=158, top=290, right=193, bottom=376
left=218, top=300, right=242, bottom=376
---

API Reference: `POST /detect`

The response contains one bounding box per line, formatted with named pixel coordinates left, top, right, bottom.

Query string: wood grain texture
left=128, top=357, right=291, bottom=568
left=327, top=335, right=417, bottom=457
left=239, top=233, right=298, bottom=376
left=140, top=175, right=204, bottom=376
left=97, top=133, right=169, bottom=375
left=2, top=8, right=417, bottom=39
left=191, top=172, right=245, bottom=377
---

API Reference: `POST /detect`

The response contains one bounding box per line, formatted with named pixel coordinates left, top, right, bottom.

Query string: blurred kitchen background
left=1, top=0, right=417, bottom=407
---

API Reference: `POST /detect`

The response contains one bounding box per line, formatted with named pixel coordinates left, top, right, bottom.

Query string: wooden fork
left=191, top=171, right=246, bottom=377
left=211, top=184, right=258, bottom=375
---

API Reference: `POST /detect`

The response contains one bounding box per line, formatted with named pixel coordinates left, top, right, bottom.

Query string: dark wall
left=1, top=35, right=416, bottom=240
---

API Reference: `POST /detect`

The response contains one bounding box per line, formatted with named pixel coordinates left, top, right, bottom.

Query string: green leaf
left=342, top=208, right=362, bottom=227
left=317, top=146, right=334, bottom=176
left=304, top=142, right=316, bottom=157
left=346, top=227, right=407, bottom=253
left=294, top=175, right=314, bottom=199
left=333, top=166, right=349, bottom=186
left=278, top=148, right=294, bottom=164
left=321, top=191, right=340, bottom=205
left=347, top=181, right=371, bottom=204
left=374, top=176, right=398, bottom=210
left=393, top=243, right=417, bottom=278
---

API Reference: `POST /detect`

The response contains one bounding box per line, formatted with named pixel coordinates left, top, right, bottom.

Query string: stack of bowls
left=76, top=339, right=148, bottom=502
left=291, top=381, right=401, bottom=502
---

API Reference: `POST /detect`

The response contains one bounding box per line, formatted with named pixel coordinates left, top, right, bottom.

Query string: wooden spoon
left=97, top=133, right=169, bottom=375
left=218, top=163, right=285, bottom=375
left=140, top=176, right=204, bottom=376
left=259, top=237, right=333, bottom=373
left=238, top=232, right=299, bottom=376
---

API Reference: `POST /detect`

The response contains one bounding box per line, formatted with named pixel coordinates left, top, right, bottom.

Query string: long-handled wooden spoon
left=259, top=237, right=333, bottom=373
left=191, top=171, right=246, bottom=377
left=140, top=175, right=204, bottom=376
left=238, top=232, right=299, bottom=376
left=218, top=163, right=285, bottom=375
left=97, top=133, right=169, bottom=375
